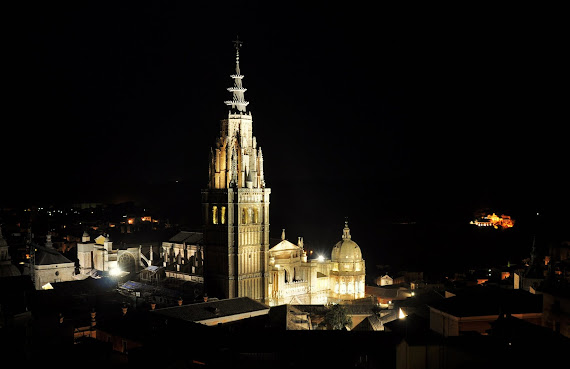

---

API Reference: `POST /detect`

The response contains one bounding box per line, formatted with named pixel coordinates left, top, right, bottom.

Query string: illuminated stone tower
left=202, top=39, right=270, bottom=302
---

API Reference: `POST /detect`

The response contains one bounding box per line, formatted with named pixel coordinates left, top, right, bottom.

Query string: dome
left=331, top=221, right=362, bottom=262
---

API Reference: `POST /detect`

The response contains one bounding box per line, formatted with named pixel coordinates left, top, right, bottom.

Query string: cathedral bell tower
left=202, top=39, right=271, bottom=303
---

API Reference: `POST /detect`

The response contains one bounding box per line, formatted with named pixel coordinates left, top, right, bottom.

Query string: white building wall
left=34, top=263, right=75, bottom=290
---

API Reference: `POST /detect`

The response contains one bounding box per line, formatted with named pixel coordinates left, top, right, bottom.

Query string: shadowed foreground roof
left=151, top=296, right=269, bottom=322
left=428, top=287, right=542, bottom=317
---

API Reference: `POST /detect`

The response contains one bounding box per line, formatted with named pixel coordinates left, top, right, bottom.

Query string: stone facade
left=161, top=231, right=204, bottom=282
left=201, top=43, right=366, bottom=305
left=202, top=43, right=270, bottom=302
left=33, top=234, right=75, bottom=289
left=267, top=224, right=366, bottom=306
left=77, top=232, right=149, bottom=276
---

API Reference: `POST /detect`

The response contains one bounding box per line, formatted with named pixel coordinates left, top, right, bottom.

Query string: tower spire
left=225, top=36, right=249, bottom=112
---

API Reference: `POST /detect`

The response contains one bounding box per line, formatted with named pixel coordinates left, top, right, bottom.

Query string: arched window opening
left=212, top=206, right=218, bottom=225
left=221, top=206, right=226, bottom=224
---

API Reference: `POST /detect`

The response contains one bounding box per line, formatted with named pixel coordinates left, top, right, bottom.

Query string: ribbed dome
left=331, top=221, right=362, bottom=262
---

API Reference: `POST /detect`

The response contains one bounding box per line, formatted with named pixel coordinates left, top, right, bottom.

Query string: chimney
left=203, top=294, right=208, bottom=303
left=150, top=302, right=156, bottom=310
left=122, top=305, right=128, bottom=316
left=177, top=297, right=183, bottom=306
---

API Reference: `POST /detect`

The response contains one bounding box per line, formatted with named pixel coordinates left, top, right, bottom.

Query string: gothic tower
left=202, top=40, right=271, bottom=303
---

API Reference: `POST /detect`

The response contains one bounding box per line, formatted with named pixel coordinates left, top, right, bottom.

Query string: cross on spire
left=233, top=36, right=243, bottom=52
left=342, top=217, right=351, bottom=239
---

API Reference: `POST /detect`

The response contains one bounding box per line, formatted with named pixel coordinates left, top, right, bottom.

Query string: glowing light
left=317, top=255, right=325, bottom=262
left=471, top=213, right=515, bottom=229
left=109, top=267, right=122, bottom=276
left=399, top=308, right=407, bottom=319
left=41, top=283, right=54, bottom=290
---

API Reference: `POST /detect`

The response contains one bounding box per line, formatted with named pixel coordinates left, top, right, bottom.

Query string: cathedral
left=202, top=41, right=366, bottom=306
left=202, top=39, right=271, bottom=302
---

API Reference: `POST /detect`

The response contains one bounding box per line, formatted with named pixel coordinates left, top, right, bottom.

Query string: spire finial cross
left=233, top=36, right=243, bottom=51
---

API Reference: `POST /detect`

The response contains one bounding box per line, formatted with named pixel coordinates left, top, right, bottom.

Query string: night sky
left=4, top=3, right=568, bottom=273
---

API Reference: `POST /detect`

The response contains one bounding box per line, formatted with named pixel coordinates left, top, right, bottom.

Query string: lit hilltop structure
left=202, top=40, right=366, bottom=305
left=470, top=212, right=515, bottom=229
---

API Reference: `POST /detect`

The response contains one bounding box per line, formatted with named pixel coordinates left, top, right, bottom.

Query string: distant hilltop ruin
left=470, top=213, right=515, bottom=229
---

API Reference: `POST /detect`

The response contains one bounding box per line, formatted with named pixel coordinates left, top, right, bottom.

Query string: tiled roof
left=34, top=245, right=74, bottom=265
left=428, top=287, right=542, bottom=317
left=269, top=239, right=300, bottom=252
left=152, top=297, right=269, bottom=322
left=352, top=314, right=384, bottom=331
left=168, top=231, right=203, bottom=244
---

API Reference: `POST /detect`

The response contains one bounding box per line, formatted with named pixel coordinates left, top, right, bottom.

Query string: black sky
left=4, top=2, right=568, bottom=271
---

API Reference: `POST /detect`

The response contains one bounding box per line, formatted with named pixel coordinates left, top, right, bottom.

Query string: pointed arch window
left=212, top=206, right=218, bottom=225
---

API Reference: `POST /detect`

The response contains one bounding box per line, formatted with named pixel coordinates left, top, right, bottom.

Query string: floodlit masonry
left=201, top=40, right=366, bottom=305
left=470, top=213, right=515, bottom=229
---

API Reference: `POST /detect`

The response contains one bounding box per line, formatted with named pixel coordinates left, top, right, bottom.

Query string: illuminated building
left=267, top=222, right=366, bottom=306
left=470, top=212, right=515, bottom=229
left=329, top=221, right=366, bottom=301
left=267, top=230, right=330, bottom=305
left=77, top=232, right=150, bottom=277
left=202, top=39, right=270, bottom=302
left=31, top=234, right=75, bottom=290
left=160, top=231, right=204, bottom=282
left=202, top=41, right=366, bottom=305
